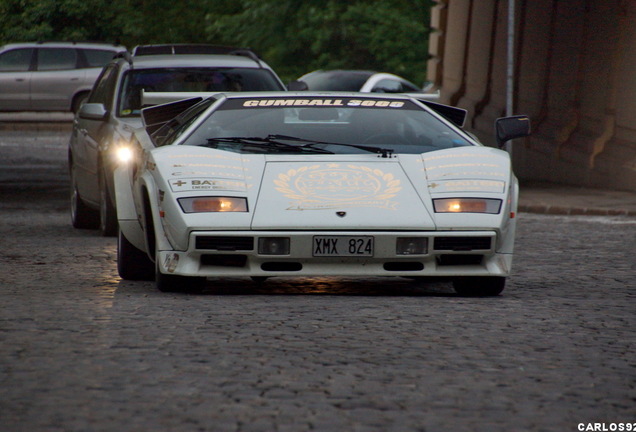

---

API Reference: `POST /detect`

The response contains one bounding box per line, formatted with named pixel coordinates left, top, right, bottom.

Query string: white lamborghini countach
left=114, top=92, right=530, bottom=295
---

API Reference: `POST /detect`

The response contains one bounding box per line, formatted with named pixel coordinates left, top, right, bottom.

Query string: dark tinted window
left=88, top=65, right=118, bottom=107
left=371, top=79, right=403, bottom=93
left=118, top=68, right=284, bottom=117
left=302, top=71, right=373, bottom=91
left=400, top=80, right=421, bottom=92
left=0, top=48, right=33, bottom=72
left=372, top=79, right=421, bottom=93
left=82, top=49, right=117, bottom=68
left=37, top=48, right=77, bottom=71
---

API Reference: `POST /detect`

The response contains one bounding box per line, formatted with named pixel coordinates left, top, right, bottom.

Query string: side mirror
left=287, top=80, right=309, bottom=91
left=495, top=115, right=531, bottom=148
left=79, top=103, right=108, bottom=120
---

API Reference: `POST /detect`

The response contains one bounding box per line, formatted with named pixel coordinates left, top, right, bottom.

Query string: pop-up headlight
left=178, top=197, right=248, bottom=213
left=433, top=198, right=502, bottom=214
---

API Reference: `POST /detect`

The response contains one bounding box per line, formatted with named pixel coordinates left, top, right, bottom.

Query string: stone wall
left=428, top=0, right=636, bottom=191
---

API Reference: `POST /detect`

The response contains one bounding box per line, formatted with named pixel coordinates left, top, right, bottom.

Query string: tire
left=70, top=166, right=99, bottom=229
left=156, top=263, right=206, bottom=293
left=117, top=228, right=154, bottom=281
left=452, top=276, right=506, bottom=297
left=99, top=168, right=118, bottom=237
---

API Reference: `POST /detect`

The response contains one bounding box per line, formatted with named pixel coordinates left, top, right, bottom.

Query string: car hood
left=154, top=146, right=512, bottom=231
left=251, top=156, right=436, bottom=230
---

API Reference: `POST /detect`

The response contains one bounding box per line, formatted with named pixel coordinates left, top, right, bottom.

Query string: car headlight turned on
left=178, top=197, right=248, bottom=213
left=115, top=146, right=134, bottom=163
left=433, top=198, right=502, bottom=214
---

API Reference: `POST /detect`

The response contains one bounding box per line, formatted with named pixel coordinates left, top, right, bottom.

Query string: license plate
left=313, top=236, right=374, bottom=257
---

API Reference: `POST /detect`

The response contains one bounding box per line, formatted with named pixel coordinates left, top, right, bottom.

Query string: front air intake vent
left=196, top=236, right=254, bottom=251
left=433, top=237, right=491, bottom=251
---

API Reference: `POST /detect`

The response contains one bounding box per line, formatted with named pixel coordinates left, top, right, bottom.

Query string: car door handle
left=15, top=78, right=25, bottom=82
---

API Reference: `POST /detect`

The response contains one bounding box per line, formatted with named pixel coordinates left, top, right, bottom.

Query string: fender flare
left=114, top=165, right=146, bottom=252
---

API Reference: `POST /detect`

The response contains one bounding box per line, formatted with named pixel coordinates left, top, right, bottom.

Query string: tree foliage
left=0, top=0, right=432, bottom=84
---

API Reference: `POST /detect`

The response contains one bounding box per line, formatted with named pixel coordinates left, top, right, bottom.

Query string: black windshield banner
left=220, top=97, right=417, bottom=110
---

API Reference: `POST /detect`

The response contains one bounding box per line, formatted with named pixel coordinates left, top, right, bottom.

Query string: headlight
left=115, top=146, right=134, bottom=163
left=178, top=197, right=248, bottom=213
left=433, top=198, right=502, bottom=214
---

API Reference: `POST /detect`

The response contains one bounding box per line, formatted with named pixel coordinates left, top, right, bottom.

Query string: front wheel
left=99, top=169, right=118, bottom=237
left=117, top=229, right=154, bottom=281
left=452, top=277, right=506, bottom=297
left=70, top=167, right=99, bottom=229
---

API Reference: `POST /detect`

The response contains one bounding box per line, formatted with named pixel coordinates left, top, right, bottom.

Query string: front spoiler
left=157, top=230, right=513, bottom=278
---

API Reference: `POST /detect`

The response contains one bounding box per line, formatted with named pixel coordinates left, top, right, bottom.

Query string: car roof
left=300, top=69, right=376, bottom=79
left=0, top=41, right=126, bottom=51
left=131, top=44, right=260, bottom=59
left=114, top=53, right=272, bottom=70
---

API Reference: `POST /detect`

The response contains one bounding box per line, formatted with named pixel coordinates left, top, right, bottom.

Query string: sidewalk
left=518, top=181, right=636, bottom=217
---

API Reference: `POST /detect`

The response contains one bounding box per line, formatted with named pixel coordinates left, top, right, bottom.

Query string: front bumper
left=157, top=230, right=513, bottom=278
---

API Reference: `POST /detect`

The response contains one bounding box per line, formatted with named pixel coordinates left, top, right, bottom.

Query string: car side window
left=81, top=49, right=117, bottom=68
left=0, top=48, right=33, bottom=72
left=37, top=48, right=77, bottom=71
left=88, top=65, right=118, bottom=107
left=371, top=79, right=402, bottom=93
left=401, top=81, right=421, bottom=92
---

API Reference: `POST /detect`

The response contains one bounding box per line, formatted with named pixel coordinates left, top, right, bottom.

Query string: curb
left=0, top=122, right=73, bottom=132
left=519, top=205, right=636, bottom=217
left=0, top=113, right=74, bottom=132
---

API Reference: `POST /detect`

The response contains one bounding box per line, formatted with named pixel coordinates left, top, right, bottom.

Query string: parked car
left=113, top=91, right=530, bottom=295
left=68, top=49, right=287, bottom=236
left=292, top=70, right=427, bottom=94
left=0, top=41, right=126, bottom=112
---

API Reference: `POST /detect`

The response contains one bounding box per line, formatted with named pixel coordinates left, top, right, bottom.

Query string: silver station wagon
left=0, top=41, right=126, bottom=112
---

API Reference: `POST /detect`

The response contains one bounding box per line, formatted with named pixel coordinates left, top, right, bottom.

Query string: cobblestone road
left=1, top=126, right=634, bottom=432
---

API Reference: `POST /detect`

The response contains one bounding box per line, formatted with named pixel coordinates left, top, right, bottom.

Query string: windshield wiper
left=204, top=136, right=333, bottom=154
left=266, top=134, right=394, bottom=158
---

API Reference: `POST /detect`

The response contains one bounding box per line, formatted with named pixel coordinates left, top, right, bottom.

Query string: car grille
left=195, top=236, right=254, bottom=251
left=433, top=236, right=492, bottom=251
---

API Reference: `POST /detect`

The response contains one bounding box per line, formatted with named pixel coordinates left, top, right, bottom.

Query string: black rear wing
left=414, top=98, right=467, bottom=128
left=141, top=97, right=204, bottom=136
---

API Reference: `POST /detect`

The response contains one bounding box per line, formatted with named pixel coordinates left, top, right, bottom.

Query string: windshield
left=302, top=71, right=373, bottom=91
left=117, top=67, right=283, bottom=117
left=180, top=97, right=474, bottom=155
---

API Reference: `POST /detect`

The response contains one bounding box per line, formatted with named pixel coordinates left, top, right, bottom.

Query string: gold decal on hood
left=275, top=164, right=401, bottom=210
